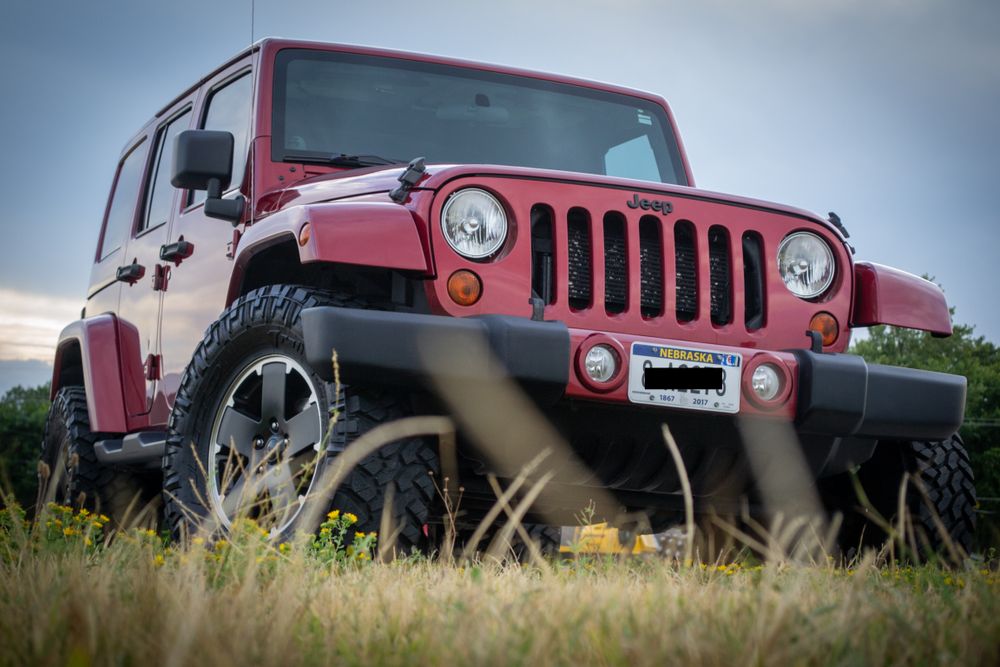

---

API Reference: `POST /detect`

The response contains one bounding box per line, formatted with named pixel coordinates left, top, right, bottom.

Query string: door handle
left=116, top=260, right=145, bottom=284
left=159, top=239, right=194, bottom=264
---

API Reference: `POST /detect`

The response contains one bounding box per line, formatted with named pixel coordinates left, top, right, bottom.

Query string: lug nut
left=254, top=436, right=265, bottom=449
left=270, top=419, right=280, bottom=433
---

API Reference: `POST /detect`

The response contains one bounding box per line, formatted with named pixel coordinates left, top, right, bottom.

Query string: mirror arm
left=205, top=194, right=245, bottom=225
left=206, top=177, right=223, bottom=200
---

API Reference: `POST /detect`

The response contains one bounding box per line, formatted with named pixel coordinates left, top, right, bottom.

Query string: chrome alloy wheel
left=208, top=354, right=325, bottom=535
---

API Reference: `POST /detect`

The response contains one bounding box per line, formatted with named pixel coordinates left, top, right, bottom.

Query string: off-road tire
left=456, top=523, right=563, bottom=562
left=162, top=284, right=439, bottom=551
left=826, top=434, right=976, bottom=558
left=510, top=524, right=563, bottom=560
left=40, top=387, right=146, bottom=522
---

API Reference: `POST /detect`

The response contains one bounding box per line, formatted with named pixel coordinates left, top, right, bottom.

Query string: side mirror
left=171, top=130, right=245, bottom=223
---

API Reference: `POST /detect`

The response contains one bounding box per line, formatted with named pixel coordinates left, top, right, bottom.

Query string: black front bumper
left=301, top=307, right=966, bottom=442
left=792, top=350, right=966, bottom=441
left=301, top=307, right=570, bottom=404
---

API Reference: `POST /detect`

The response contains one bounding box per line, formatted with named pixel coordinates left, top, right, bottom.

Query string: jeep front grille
left=603, top=213, right=627, bottom=314
left=566, top=208, right=592, bottom=309
left=708, top=226, right=732, bottom=325
left=529, top=203, right=765, bottom=331
left=638, top=218, right=663, bottom=318
left=674, top=222, right=697, bottom=322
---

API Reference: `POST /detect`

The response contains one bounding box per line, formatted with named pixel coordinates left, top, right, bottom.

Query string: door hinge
left=153, top=264, right=170, bottom=291
left=144, top=354, right=161, bottom=381
left=226, top=228, right=242, bottom=260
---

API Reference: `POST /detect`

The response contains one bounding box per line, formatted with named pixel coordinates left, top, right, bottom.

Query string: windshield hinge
left=389, top=157, right=427, bottom=203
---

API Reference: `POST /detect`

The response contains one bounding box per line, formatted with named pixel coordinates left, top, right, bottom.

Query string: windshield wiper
left=282, top=151, right=406, bottom=168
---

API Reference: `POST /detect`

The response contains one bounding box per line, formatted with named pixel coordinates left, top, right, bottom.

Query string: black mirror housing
left=171, top=130, right=234, bottom=191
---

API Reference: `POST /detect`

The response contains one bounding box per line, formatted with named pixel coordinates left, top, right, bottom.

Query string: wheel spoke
left=265, top=463, right=301, bottom=521
left=221, top=473, right=262, bottom=518
left=285, top=402, right=322, bottom=456
left=259, top=360, right=288, bottom=422
left=217, top=406, right=259, bottom=458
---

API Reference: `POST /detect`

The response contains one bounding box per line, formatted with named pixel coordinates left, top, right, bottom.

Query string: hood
left=256, top=163, right=844, bottom=239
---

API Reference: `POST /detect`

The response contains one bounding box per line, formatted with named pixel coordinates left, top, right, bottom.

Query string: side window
left=190, top=72, right=252, bottom=206
left=99, top=139, right=148, bottom=260
left=140, top=108, right=191, bottom=234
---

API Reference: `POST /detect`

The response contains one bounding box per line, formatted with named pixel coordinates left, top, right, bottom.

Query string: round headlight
left=777, top=232, right=835, bottom=299
left=441, top=188, right=508, bottom=259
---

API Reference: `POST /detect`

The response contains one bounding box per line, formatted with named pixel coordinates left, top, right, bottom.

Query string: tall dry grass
left=0, top=511, right=998, bottom=667
left=9, top=341, right=996, bottom=666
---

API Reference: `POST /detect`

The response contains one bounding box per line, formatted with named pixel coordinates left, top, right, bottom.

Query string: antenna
left=246, top=0, right=256, bottom=227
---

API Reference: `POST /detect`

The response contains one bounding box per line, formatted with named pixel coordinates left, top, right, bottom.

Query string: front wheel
left=162, top=285, right=439, bottom=549
left=824, top=434, right=976, bottom=558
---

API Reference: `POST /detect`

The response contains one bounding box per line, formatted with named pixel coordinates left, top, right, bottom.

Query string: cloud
left=0, top=289, right=82, bottom=362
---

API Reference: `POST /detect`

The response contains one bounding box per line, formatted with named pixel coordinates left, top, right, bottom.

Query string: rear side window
left=140, top=108, right=191, bottom=233
left=99, top=139, right=148, bottom=260
left=190, top=73, right=252, bottom=206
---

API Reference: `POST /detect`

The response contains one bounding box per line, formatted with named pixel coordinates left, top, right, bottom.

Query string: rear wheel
left=39, top=387, right=148, bottom=523
left=824, top=434, right=976, bottom=558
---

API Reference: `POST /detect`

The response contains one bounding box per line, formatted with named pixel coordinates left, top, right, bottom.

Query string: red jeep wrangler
left=42, top=39, right=974, bottom=553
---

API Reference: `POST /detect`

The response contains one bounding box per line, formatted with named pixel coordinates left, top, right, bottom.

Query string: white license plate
left=627, top=343, right=742, bottom=413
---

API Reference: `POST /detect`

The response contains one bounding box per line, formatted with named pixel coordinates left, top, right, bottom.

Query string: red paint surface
left=852, top=262, right=952, bottom=336
left=237, top=201, right=430, bottom=275
left=52, top=316, right=128, bottom=433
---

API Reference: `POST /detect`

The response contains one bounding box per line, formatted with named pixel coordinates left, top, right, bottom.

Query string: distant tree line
left=0, top=384, right=49, bottom=509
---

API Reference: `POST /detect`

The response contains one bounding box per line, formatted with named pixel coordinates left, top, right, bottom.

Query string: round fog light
left=584, top=345, right=617, bottom=383
left=751, top=364, right=782, bottom=401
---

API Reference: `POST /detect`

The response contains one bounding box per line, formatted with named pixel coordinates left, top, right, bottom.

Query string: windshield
left=271, top=49, right=688, bottom=185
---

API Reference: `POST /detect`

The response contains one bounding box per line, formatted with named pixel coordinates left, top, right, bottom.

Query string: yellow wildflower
left=192, top=537, right=205, bottom=546
left=63, top=527, right=76, bottom=537
left=278, top=543, right=290, bottom=554
left=344, top=512, right=358, bottom=525
left=99, top=514, right=110, bottom=523
left=327, top=510, right=340, bottom=521
left=85, top=538, right=93, bottom=546
left=153, top=554, right=165, bottom=567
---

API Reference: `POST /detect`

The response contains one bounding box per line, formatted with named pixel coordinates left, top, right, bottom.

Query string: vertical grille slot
left=530, top=205, right=555, bottom=305
left=742, top=232, right=765, bottom=330
left=674, top=221, right=697, bottom=322
left=567, top=208, right=592, bottom=310
left=603, top=212, right=627, bottom=314
left=709, top=226, right=732, bottom=325
left=639, top=216, right=663, bottom=318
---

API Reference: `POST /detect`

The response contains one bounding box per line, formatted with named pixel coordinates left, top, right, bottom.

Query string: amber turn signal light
left=447, top=270, right=482, bottom=306
left=298, top=223, right=311, bottom=247
left=809, top=312, right=839, bottom=346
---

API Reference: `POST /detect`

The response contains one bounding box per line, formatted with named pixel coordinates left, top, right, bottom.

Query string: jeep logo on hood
left=626, top=194, right=673, bottom=214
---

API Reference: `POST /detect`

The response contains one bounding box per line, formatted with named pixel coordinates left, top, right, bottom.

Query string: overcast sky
left=0, top=0, right=998, bottom=393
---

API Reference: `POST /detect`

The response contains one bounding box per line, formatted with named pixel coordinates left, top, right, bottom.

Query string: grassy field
left=1, top=503, right=998, bottom=667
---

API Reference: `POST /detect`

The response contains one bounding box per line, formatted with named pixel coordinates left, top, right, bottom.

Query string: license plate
left=627, top=343, right=742, bottom=413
